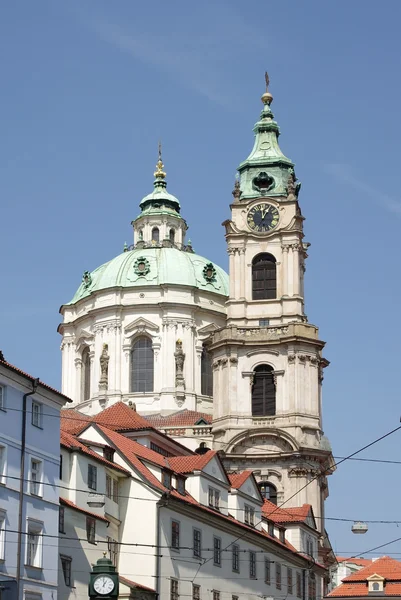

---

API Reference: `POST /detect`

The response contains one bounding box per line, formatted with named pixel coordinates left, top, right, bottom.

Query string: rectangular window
left=249, top=551, right=256, bottom=579
left=0, top=386, right=5, bottom=411
left=176, top=476, right=185, bottom=495
left=259, top=319, right=270, bottom=327
left=86, top=516, right=96, bottom=544
left=193, top=528, right=202, bottom=558
left=26, top=521, right=43, bottom=568
left=288, top=568, right=293, bottom=594
left=170, top=579, right=179, bottom=600
left=150, top=442, right=173, bottom=457
left=0, top=512, right=5, bottom=560
left=265, top=558, right=271, bottom=584
left=106, top=474, right=119, bottom=503
left=308, top=574, right=316, bottom=600
left=279, top=529, right=285, bottom=543
left=232, top=544, right=240, bottom=573
left=104, top=447, right=114, bottom=462
left=268, top=522, right=274, bottom=537
left=30, top=459, right=42, bottom=496
left=31, top=402, right=42, bottom=428
left=276, top=563, right=282, bottom=590
left=107, top=537, right=118, bottom=566
left=163, top=470, right=172, bottom=489
left=0, top=445, right=6, bottom=485
left=208, top=487, right=220, bottom=510
left=88, top=464, right=97, bottom=490
left=213, top=537, right=221, bottom=566
left=296, top=572, right=302, bottom=598
left=60, top=555, right=72, bottom=586
left=59, top=507, right=65, bottom=533
left=59, top=455, right=63, bottom=481
left=171, top=520, right=180, bottom=550
left=244, top=505, right=255, bottom=526
left=192, top=584, right=200, bottom=600
left=213, top=592, right=220, bottom=600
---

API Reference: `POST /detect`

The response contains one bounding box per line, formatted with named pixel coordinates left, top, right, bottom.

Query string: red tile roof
left=146, top=409, right=212, bottom=428
left=328, top=557, right=401, bottom=598
left=61, top=430, right=130, bottom=475
left=228, top=471, right=254, bottom=489
left=336, top=557, right=373, bottom=568
left=343, top=557, right=401, bottom=582
left=119, top=576, right=156, bottom=594
left=167, top=451, right=217, bottom=474
left=262, top=499, right=312, bottom=524
left=95, top=425, right=167, bottom=467
left=92, top=401, right=153, bottom=431
left=61, top=409, right=91, bottom=435
left=0, top=358, right=72, bottom=403
left=328, top=582, right=401, bottom=597
left=60, top=497, right=109, bottom=523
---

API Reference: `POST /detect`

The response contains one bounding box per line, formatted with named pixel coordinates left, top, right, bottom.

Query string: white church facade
left=57, top=74, right=335, bottom=553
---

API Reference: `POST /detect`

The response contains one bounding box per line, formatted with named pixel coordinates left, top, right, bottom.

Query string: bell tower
left=209, top=74, right=334, bottom=537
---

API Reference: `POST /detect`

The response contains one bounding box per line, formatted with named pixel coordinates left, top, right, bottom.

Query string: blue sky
left=1, top=0, right=401, bottom=558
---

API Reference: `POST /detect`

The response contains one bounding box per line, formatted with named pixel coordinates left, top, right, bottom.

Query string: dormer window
left=104, top=447, right=114, bottom=462
left=268, top=522, right=274, bottom=537
left=368, top=576, right=385, bottom=594
left=208, top=487, right=220, bottom=510
left=244, top=505, right=255, bottom=526
left=279, top=529, right=285, bottom=543
left=176, top=476, right=185, bottom=495
left=162, top=470, right=172, bottom=489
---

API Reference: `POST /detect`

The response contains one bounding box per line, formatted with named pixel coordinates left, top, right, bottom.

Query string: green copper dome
left=69, top=247, right=229, bottom=304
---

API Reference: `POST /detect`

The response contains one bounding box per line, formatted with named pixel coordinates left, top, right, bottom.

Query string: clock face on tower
left=93, top=576, right=115, bottom=595
left=247, top=203, right=279, bottom=232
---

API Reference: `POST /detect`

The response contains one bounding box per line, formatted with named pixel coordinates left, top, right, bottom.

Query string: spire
left=138, top=142, right=181, bottom=213
left=154, top=141, right=167, bottom=186
left=236, top=71, right=294, bottom=199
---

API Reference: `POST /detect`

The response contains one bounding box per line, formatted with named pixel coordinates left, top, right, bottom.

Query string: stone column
left=292, top=243, right=301, bottom=296
left=228, top=248, right=235, bottom=299
left=74, top=358, right=82, bottom=404
left=234, top=250, right=241, bottom=299
left=281, top=245, right=289, bottom=296
left=239, top=249, right=246, bottom=299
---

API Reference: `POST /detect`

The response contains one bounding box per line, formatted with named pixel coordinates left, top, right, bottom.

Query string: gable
left=238, top=475, right=262, bottom=501
left=202, top=455, right=230, bottom=486
left=124, top=317, right=159, bottom=334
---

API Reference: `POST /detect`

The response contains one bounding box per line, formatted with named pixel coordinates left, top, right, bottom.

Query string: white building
left=57, top=73, right=337, bottom=584
left=59, top=401, right=325, bottom=600
left=0, top=357, right=71, bottom=600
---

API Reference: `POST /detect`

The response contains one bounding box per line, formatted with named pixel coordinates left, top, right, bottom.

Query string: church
left=58, top=74, right=334, bottom=544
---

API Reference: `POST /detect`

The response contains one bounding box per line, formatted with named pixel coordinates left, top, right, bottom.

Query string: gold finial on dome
left=154, top=140, right=166, bottom=179
left=261, top=70, right=273, bottom=106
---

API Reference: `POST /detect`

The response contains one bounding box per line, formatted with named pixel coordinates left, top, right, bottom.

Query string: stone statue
left=174, top=340, right=186, bottom=405
left=99, top=343, right=109, bottom=391
left=287, top=170, right=296, bottom=197
left=174, top=339, right=185, bottom=384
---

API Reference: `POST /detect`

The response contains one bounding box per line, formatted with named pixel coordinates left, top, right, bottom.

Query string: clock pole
left=89, top=553, right=119, bottom=600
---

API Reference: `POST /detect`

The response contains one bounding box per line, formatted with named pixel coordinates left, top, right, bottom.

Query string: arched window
left=201, top=345, right=213, bottom=396
left=139, top=229, right=143, bottom=241
left=258, top=482, right=277, bottom=504
left=252, top=253, right=276, bottom=300
left=252, top=364, right=276, bottom=416
left=81, top=347, right=91, bottom=401
left=130, top=337, right=154, bottom=393
left=169, top=229, right=175, bottom=244
left=152, top=227, right=159, bottom=243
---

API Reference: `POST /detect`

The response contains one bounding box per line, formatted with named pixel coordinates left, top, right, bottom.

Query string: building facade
left=0, top=358, right=71, bottom=600
left=57, top=74, right=335, bottom=570
left=58, top=402, right=325, bottom=600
